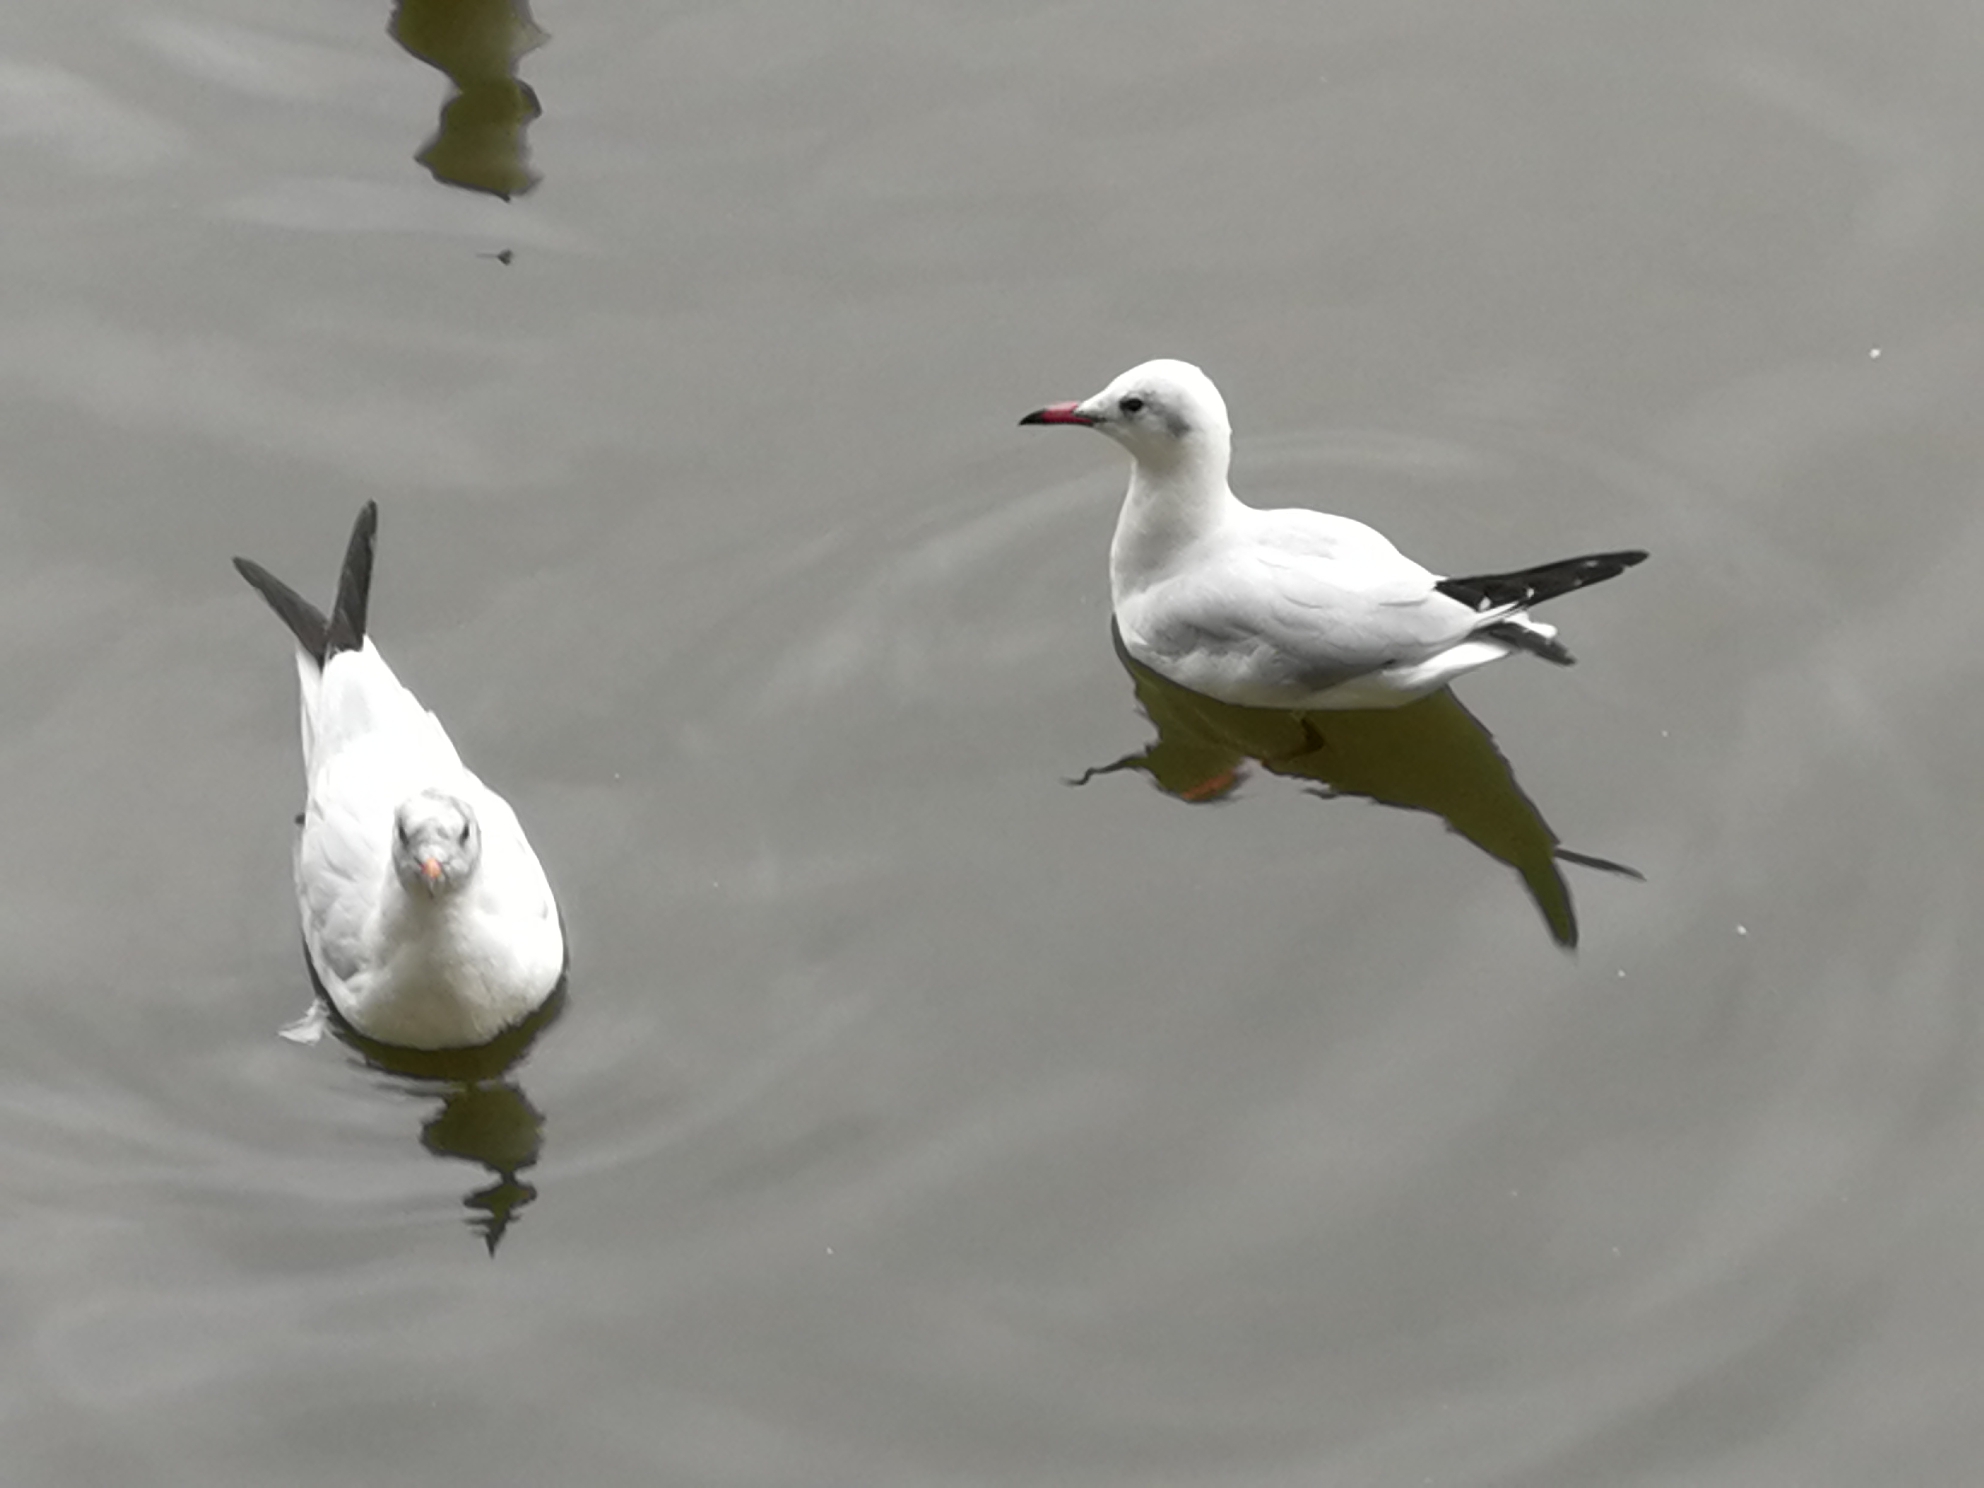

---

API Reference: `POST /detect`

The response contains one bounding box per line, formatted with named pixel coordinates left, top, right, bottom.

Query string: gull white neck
left=1108, top=434, right=1238, bottom=602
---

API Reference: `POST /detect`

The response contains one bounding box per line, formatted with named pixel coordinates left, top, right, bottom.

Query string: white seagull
left=234, top=502, right=566, bottom=1050
left=1022, top=359, right=1646, bottom=709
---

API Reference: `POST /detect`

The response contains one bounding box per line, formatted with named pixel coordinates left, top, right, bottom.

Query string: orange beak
left=420, top=857, right=443, bottom=886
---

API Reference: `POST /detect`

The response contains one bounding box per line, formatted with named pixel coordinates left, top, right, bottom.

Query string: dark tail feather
left=232, top=557, right=331, bottom=666
left=325, top=501, right=378, bottom=659
left=1438, top=549, right=1648, bottom=614
left=1483, top=620, right=1575, bottom=666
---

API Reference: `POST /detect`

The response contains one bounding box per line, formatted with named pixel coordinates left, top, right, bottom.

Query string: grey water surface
left=3, top=1, right=1982, bottom=1483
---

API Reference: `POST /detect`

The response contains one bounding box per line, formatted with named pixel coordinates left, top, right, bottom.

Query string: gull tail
left=1482, top=617, right=1576, bottom=666
left=232, top=502, right=379, bottom=666
left=1437, top=549, right=1648, bottom=615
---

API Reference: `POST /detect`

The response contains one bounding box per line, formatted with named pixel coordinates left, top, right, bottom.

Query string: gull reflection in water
left=389, top=0, right=549, bottom=201
left=1076, top=630, right=1639, bottom=948
left=319, top=990, right=565, bottom=1254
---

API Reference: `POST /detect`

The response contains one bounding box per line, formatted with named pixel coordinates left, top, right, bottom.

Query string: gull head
left=1020, top=359, right=1232, bottom=472
left=392, top=791, right=482, bottom=898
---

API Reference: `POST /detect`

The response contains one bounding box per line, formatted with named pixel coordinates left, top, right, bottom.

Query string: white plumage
left=235, top=503, right=565, bottom=1049
left=1022, top=359, right=1645, bottom=709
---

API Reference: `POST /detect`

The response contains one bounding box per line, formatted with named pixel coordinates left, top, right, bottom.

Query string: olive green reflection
left=333, top=989, right=565, bottom=1253
left=389, top=0, right=548, bottom=200
left=1078, top=630, right=1637, bottom=948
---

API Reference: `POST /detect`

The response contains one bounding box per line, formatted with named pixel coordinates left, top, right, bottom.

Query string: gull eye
left=457, top=821, right=472, bottom=845
left=395, top=820, right=410, bottom=846
left=1119, top=396, right=1145, bottom=415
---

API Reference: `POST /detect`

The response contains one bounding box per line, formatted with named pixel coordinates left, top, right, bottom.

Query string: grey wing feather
left=1134, top=546, right=1483, bottom=692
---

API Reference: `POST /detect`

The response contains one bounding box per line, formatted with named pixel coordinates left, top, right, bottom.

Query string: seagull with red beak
left=235, top=503, right=565, bottom=1050
left=1022, top=358, right=1645, bottom=709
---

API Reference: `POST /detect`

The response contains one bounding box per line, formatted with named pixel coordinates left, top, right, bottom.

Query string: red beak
left=1018, top=400, right=1097, bottom=427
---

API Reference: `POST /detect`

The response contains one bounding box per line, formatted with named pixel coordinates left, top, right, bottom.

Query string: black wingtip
left=1438, top=548, right=1650, bottom=614
left=234, top=554, right=332, bottom=665
left=325, top=501, right=379, bottom=658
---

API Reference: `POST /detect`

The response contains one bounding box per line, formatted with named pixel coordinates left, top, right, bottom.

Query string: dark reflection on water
left=1078, top=629, right=1640, bottom=948
left=389, top=0, right=548, bottom=200
left=322, top=988, right=566, bottom=1253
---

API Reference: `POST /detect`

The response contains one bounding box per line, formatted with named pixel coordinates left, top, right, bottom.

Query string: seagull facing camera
left=235, top=502, right=566, bottom=1050
left=392, top=791, right=482, bottom=897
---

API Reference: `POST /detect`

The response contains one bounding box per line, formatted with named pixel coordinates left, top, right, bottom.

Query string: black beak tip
left=1019, top=402, right=1094, bottom=428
